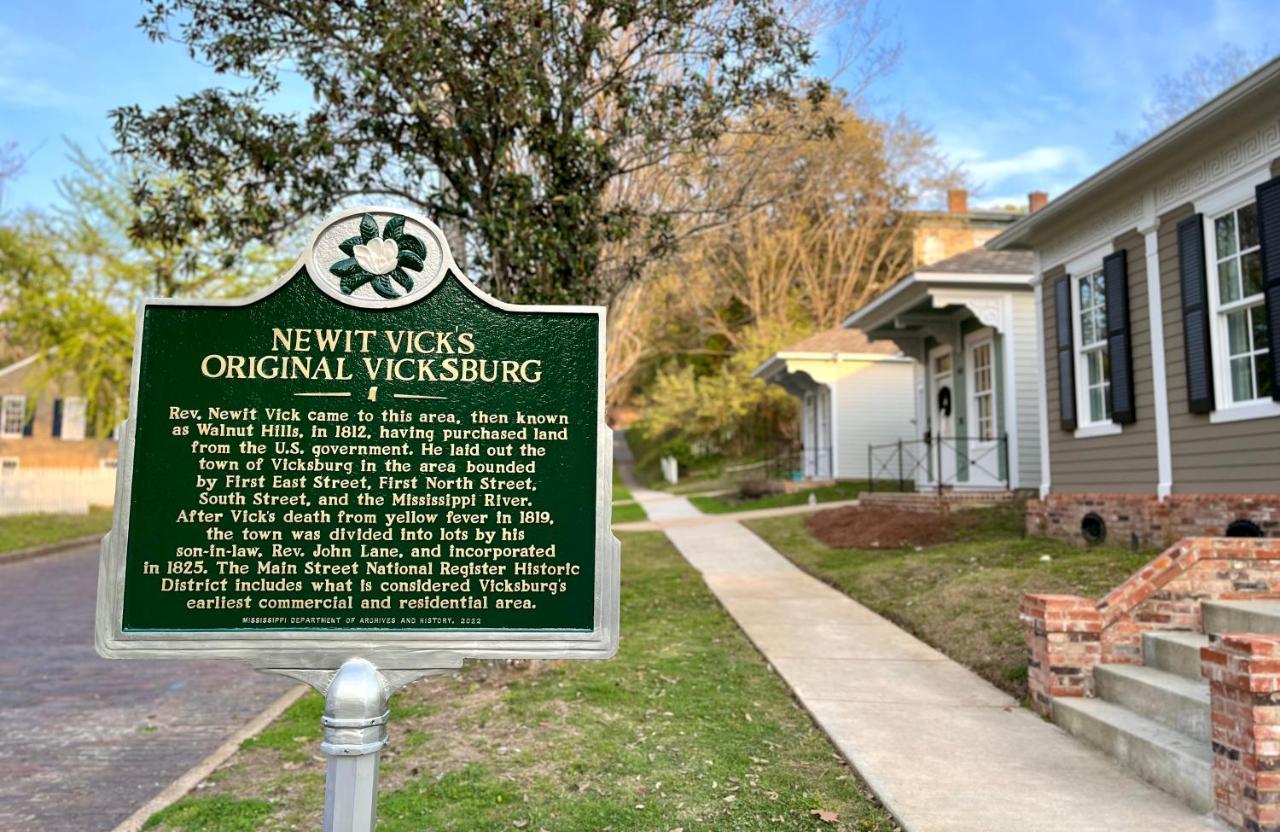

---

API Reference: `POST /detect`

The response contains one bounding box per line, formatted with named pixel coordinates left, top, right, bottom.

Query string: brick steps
left=1141, top=631, right=1210, bottom=681
left=1023, top=540, right=1280, bottom=830
left=1093, top=664, right=1210, bottom=743
left=1202, top=599, right=1280, bottom=634
left=1053, top=605, right=1280, bottom=820
left=1055, top=630, right=1214, bottom=812
left=1052, top=697, right=1213, bottom=813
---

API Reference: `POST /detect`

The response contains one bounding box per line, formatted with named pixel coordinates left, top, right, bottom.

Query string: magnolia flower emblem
left=328, top=213, right=426, bottom=299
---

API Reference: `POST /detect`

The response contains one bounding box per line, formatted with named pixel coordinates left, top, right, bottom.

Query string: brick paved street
left=0, top=545, right=292, bottom=832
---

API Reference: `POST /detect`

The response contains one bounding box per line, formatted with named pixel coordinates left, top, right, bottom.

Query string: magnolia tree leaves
left=328, top=213, right=426, bottom=299
left=111, top=0, right=826, bottom=305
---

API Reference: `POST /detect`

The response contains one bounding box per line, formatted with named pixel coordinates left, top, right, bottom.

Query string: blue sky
left=0, top=0, right=1276, bottom=213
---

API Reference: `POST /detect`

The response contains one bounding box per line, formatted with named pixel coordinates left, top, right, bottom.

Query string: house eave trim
left=0, top=353, right=42, bottom=379
left=988, top=55, right=1280, bottom=251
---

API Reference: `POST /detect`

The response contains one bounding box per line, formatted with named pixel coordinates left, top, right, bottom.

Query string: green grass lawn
left=0, top=507, right=113, bottom=555
left=611, top=501, right=648, bottom=524
left=690, top=481, right=894, bottom=514
left=745, top=507, right=1157, bottom=701
left=612, top=468, right=633, bottom=502
left=144, top=532, right=896, bottom=831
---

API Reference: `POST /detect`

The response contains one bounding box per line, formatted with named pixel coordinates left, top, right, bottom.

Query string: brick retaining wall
left=859, top=490, right=1014, bottom=514
left=1026, top=493, right=1280, bottom=547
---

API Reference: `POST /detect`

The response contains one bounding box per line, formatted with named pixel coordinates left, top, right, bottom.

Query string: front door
left=965, top=333, right=1001, bottom=488
left=815, top=386, right=832, bottom=479
left=929, top=345, right=955, bottom=486
left=801, top=391, right=817, bottom=478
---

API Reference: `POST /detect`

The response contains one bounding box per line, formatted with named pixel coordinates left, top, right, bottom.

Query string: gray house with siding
left=844, top=247, right=1040, bottom=491
left=989, top=56, right=1280, bottom=545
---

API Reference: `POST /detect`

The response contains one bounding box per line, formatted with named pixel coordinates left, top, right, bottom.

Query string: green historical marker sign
left=96, top=207, right=620, bottom=672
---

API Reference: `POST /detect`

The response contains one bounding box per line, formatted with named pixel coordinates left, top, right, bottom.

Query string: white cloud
left=960, top=145, right=1082, bottom=182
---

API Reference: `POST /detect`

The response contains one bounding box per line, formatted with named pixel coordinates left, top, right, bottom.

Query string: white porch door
left=965, top=333, right=1001, bottom=488
left=815, top=386, right=832, bottom=479
left=801, top=391, right=817, bottom=479
left=929, top=345, right=955, bottom=486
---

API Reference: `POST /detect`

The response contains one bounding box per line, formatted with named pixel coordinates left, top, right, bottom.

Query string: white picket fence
left=0, top=467, right=118, bottom=516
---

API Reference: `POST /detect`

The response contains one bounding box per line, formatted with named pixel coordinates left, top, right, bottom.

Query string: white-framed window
left=1073, top=269, right=1111, bottom=425
left=1208, top=200, right=1269, bottom=406
left=0, top=395, right=26, bottom=439
left=60, top=396, right=87, bottom=441
left=970, top=340, right=995, bottom=441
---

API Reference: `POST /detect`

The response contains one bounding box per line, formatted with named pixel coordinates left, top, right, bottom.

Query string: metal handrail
left=868, top=434, right=1009, bottom=494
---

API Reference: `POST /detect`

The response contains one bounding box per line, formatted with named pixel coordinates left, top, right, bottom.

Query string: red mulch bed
left=806, top=505, right=962, bottom=549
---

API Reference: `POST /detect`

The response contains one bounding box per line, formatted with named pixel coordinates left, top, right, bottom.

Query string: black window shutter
left=1177, top=214, right=1214, bottom=413
left=21, top=403, right=34, bottom=437
left=1054, top=277, right=1077, bottom=431
left=52, top=398, right=63, bottom=438
left=1256, top=175, right=1280, bottom=401
left=1104, top=250, right=1135, bottom=424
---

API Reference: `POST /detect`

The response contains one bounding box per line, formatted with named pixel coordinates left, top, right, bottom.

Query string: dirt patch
left=806, top=505, right=962, bottom=549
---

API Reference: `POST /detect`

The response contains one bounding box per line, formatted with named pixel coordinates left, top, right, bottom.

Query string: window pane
left=1217, top=213, right=1237, bottom=257
left=1219, top=258, right=1242, bottom=303
left=1252, top=304, right=1269, bottom=350
left=1089, top=387, right=1105, bottom=422
left=1230, top=355, right=1255, bottom=402
left=1, top=397, right=24, bottom=437
left=1227, top=309, right=1251, bottom=356
left=1086, top=350, right=1104, bottom=385
left=1094, top=273, right=1108, bottom=302
left=1094, top=307, right=1108, bottom=342
left=62, top=397, right=87, bottom=441
left=1081, top=311, right=1096, bottom=345
left=1243, top=250, right=1264, bottom=298
left=1079, top=277, right=1091, bottom=308
left=1240, top=202, right=1259, bottom=250
left=1258, top=351, right=1274, bottom=399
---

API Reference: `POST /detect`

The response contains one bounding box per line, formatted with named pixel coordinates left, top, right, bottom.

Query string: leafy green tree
left=626, top=98, right=958, bottom=459
left=640, top=322, right=804, bottom=459
left=0, top=220, right=135, bottom=437
left=0, top=149, right=285, bottom=435
left=112, top=0, right=827, bottom=304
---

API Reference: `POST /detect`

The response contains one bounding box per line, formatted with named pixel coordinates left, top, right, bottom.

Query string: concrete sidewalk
left=615, top=445, right=1220, bottom=830
left=614, top=496, right=860, bottom=531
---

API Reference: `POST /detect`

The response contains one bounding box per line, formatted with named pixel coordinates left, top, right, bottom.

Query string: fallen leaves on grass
left=810, top=808, right=839, bottom=822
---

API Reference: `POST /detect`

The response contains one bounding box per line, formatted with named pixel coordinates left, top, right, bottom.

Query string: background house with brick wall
left=911, top=187, right=1027, bottom=268
left=753, top=329, right=915, bottom=480
left=0, top=352, right=118, bottom=515
left=989, top=56, right=1280, bottom=547
left=0, top=352, right=118, bottom=469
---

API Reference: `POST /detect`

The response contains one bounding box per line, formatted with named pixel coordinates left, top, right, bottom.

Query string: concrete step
left=1053, top=697, right=1212, bottom=813
left=1203, top=599, right=1280, bottom=635
left=1142, top=631, right=1210, bottom=681
left=1093, top=664, right=1210, bottom=743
